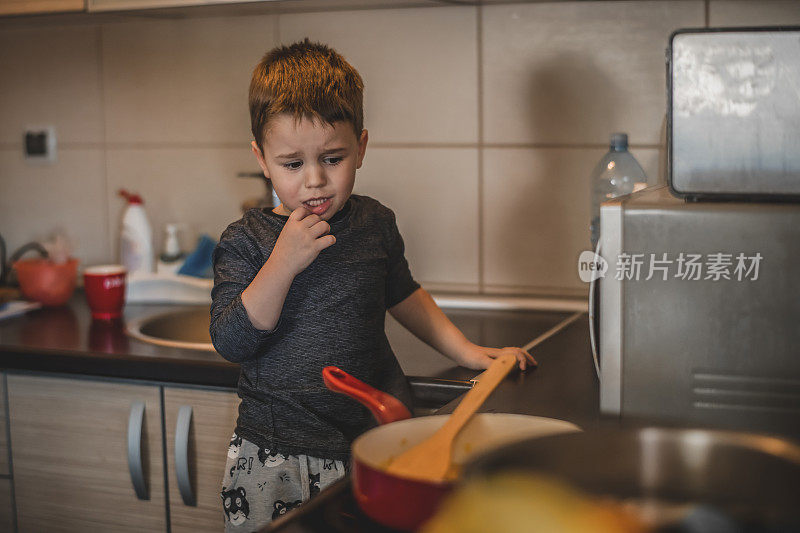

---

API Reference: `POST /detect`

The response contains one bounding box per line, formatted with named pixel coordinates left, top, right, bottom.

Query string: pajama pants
left=221, top=433, right=348, bottom=531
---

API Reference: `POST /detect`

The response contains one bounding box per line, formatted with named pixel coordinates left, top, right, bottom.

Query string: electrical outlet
left=24, top=126, right=57, bottom=164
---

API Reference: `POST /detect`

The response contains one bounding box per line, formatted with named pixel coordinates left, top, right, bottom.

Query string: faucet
left=0, top=233, right=49, bottom=286
left=237, top=171, right=279, bottom=213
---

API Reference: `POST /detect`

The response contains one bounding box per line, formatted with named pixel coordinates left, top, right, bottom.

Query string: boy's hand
left=271, top=206, right=336, bottom=276
left=455, top=342, right=537, bottom=372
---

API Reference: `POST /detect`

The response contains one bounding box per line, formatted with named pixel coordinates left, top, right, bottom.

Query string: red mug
left=83, top=265, right=127, bottom=320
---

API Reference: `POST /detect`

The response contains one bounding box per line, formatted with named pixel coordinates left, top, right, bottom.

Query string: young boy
left=211, top=39, right=535, bottom=530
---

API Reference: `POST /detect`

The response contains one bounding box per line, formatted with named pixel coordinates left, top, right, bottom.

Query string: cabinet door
left=0, top=478, right=14, bottom=532
left=0, top=0, right=83, bottom=15
left=7, top=375, right=166, bottom=532
left=87, top=0, right=247, bottom=11
left=164, top=387, right=239, bottom=533
left=0, top=374, right=9, bottom=476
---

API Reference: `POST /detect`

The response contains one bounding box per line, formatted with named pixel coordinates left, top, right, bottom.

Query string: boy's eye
left=324, top=156, right=343, bottom=166
left=283, top=161, right=302, bottom=170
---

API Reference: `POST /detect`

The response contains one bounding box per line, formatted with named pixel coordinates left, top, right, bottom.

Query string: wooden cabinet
left=7, top=375, right=166, bottom=532
left=3, top=374, right=240, bottom=532
left=0, top=374, right=9, bottom=476
left=0, top=478, right=14, bottom=532
left=87, top=0, right=242, bottom=11
left=164, top=387, right=239, bottom=532
left=0, top=0, right=82, bottom=15
left=0, top=374, right=12, bottom=531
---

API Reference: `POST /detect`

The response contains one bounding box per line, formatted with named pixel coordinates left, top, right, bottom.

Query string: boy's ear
left=356, top=129, right=369, bottom=170
left=251, top=141, right=269, bottom=179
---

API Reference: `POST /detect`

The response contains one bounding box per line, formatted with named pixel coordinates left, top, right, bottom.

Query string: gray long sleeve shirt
left=210, top=194, right=419, bottom=461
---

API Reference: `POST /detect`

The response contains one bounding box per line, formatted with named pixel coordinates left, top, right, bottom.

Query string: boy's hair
left=249, top=39, right=364, bottom=150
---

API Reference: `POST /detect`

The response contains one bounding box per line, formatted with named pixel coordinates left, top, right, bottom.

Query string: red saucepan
left=323, top=366, right=580, bottom=530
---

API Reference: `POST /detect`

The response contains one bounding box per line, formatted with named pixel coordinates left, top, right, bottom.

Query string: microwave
left=595, top=186, right=800, bottom=437
left=668, top=27, right=800, bottom=200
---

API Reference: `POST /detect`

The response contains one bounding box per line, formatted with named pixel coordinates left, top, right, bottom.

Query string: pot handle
left=323, top=366, right=412, bottom=424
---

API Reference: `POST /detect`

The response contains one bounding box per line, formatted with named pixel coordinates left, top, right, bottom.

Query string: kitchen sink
left=126, top=302, right=580, bottom=412
left=126, top=307, right=215, bottom=351
left=125, top=306, right=473, bottom=412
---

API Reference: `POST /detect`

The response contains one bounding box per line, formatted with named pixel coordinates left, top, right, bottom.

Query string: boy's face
left=251, top=114, right=368, bottom=221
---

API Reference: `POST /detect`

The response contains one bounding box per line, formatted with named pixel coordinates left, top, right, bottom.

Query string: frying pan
left=323, top=366, right=580, bottom=530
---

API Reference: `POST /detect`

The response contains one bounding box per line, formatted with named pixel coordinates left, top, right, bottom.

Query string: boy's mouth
left=303, top=196, right=332, bottom=215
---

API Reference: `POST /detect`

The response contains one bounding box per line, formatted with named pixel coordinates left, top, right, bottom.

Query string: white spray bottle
left=118, top=189, right=154, bottom=275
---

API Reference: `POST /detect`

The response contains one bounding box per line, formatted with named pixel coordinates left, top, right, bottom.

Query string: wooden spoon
left=385, top=354, right=517, bottom=482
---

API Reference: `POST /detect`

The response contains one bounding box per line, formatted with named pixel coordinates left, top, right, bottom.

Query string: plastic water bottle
left=589, top=133, right=647, bottom=249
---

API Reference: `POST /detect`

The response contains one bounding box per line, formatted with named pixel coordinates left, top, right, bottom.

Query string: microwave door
left=598, top=198, right=624, bottom=416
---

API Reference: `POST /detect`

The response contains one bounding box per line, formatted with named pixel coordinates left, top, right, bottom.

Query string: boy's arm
left=388, top=287, right=536, bottom=371
left=242, top=207, right=336, bottom=331
left=240, top=253, right=295, bottom=331
left=210, top=207, right=334, bottom=362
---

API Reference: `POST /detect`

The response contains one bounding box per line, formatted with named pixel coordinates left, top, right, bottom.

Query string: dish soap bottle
left=119, top=189, right=154, bottom=275
left=589, top=133, right=647, bottom=249
left=157, top=223, right=185, bottom=275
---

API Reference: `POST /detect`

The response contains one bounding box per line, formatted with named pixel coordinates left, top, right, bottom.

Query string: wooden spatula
left=385, top=354, right=517, bottom=482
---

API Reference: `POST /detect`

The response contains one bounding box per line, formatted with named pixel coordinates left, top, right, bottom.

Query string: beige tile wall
left=1, top=1, right=797, bottom=296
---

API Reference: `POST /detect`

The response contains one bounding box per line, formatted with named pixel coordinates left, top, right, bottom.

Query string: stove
left=267, top=478, right=402, bottom=533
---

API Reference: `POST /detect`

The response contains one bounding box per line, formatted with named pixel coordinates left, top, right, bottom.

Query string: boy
left=211, top=39, right=535, bottom=530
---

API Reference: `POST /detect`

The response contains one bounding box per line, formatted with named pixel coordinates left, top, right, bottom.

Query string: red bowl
left=13, top=258, right=79, bottom=306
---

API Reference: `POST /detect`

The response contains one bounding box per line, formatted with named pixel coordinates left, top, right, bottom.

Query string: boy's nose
left=304, top=165, right=327, bottom=188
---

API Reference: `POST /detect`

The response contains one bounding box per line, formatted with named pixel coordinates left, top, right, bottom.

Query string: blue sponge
left=178, top=234, right=217, bottom=279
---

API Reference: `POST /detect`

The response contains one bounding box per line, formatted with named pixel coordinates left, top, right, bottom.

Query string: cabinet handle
left=127, top=401, right=148, bottom=500
left=175, top=405, right=196, bottom=506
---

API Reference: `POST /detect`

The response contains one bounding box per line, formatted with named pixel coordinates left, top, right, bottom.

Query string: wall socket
left=24, top=126, right=57, bottom=164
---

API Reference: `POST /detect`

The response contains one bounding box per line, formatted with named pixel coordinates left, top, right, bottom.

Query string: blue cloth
left=178, top=234, right=217, bottom=278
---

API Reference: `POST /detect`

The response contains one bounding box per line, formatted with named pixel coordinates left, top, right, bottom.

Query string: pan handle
left=323, top=366, right=412, bottom=424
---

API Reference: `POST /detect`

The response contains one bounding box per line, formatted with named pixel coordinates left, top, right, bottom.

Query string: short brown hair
left=249, top=39, right=364, bottom=150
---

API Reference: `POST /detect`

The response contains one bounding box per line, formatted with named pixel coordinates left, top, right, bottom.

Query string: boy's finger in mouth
left=303, top=196, right=332, bottom=216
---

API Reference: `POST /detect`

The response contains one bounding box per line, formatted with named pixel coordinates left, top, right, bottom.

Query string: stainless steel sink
left=126, top=307, right=215, bottom=351
left=124, top=300, right=580, bottom=412
left=125, top=306, right=474, bottom=412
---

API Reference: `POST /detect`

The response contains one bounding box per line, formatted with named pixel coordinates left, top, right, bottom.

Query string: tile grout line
left=476, top=3, right=484, bottom=295
left=97, top=23, right=113, bottom=264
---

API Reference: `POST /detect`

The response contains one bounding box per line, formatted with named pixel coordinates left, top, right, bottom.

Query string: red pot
left=322, top=366, right=580, bottom=531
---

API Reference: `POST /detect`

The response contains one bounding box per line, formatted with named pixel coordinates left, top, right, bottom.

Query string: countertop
left=437, top=313, right=599, bottom=429
left=0, top=292, right=585, bottom=405
left=0, top=293, right=235, bottom=386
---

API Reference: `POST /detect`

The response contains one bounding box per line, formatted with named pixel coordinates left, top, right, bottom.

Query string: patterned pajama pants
left=221, top=433, right=348, bottom=531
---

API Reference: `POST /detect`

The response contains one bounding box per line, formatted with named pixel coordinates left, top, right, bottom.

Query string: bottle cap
left=119, top=189, right=143, bottom=205
left=609, top=133, right=628, bottom=151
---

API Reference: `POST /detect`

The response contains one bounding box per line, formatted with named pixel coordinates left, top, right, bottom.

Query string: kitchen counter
left=437, top=311, right=599, bottom=429
left=0, top=293, right=235, bottom=387
left=0, top=291, right=579, bottom=392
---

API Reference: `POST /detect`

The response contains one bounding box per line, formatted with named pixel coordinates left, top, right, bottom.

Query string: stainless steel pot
left=464, top=427, right=800, bottom=530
